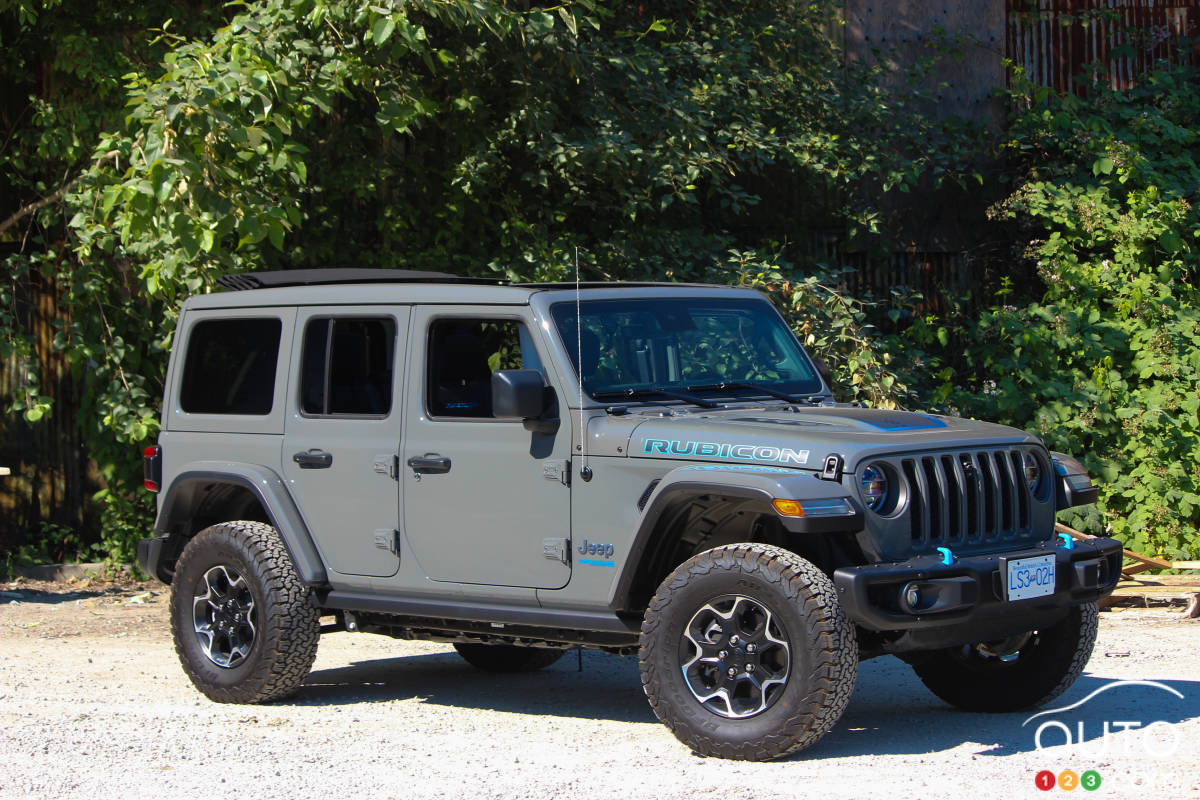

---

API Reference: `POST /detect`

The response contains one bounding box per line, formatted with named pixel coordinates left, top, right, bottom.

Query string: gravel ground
left=1, top=578, right=1197, bottom=799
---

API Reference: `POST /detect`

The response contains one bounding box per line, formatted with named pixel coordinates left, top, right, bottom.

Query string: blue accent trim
left=579, top=558, right=615, bottom=567
left=936, top=547, right=955, bottom=565
left=678, top=464, right=796, bottom=474
left=858, top=414, right=947, bottom=431
left=1058, top=532, right=1075, bottom=550
left=799, top=500, right=853, bottom=514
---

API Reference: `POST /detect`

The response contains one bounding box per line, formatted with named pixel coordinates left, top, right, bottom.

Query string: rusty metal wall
left=1007, top=0, right=1200, bottom=93
left=795, top=230, right=1002, bottom=323
left=844, top=0, right=1009, bottom=127
left=836, top=1, right=1198, bottom=316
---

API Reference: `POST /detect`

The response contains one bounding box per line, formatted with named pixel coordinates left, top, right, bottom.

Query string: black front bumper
left=833, top=536, right=1121, bottom=635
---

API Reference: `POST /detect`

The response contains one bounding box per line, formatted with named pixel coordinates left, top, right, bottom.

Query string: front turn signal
left=772, top=497, right=854, bottom=519
left=772, top=499, right=805, bottom=517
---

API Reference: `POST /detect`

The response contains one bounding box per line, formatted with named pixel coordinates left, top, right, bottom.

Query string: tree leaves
left=940, top=62, right=1200, bottom=560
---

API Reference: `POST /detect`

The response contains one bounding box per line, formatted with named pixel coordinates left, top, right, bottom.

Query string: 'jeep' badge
left=577, top=539, right=616, bottom=566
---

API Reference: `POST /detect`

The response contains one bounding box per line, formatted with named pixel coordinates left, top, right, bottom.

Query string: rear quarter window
left=179, top=318, right=282, bottom=414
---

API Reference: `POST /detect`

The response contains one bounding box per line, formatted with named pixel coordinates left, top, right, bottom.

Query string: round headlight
left=860, top=463, right=888, bottom=512
left=1022, top=452, right=1041, bottom=491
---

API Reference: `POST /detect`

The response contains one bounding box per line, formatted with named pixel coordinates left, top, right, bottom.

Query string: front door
left=282, top=306, right=409, bottom=578
left=401, top=308, right=571, bottom=589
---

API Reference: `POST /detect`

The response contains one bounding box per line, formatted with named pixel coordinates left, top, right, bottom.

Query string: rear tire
left=911, top=602, right=1099, bottom=712
left=170, top=521, right=320, bottom=703
left=453, top=643, right=564, bottom=673
left=639, top=543, right=857, bottom=761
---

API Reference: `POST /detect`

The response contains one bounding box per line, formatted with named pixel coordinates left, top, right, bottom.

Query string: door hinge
left=543, top=537, right=570, bottom=565
left=543, top=460, right=570, bottom=486
left=373, top=454, right=399, bottom=480
left=374, top=528, right=401, bottom=556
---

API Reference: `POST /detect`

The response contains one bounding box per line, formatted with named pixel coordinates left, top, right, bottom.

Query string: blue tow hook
left=936, top=547, right=955, bottom=566
left=1058, top=532, right=1075, bottom=550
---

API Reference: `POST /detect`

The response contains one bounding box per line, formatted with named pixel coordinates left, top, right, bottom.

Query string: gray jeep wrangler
left=138, top=269, right=1120, bottom=761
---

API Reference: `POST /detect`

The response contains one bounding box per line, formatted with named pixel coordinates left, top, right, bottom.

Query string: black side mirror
left=491, top=369, right=546, bottom=419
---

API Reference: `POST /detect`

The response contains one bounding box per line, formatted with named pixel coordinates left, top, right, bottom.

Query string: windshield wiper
left=591, top=387, right=720, bottom=409
left=685, top=381, right=806, bottom=404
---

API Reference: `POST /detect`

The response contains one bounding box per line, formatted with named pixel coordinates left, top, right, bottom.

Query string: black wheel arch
left=150, top=467, right=327, bottom=587
left=612, top=481, right=866, bottom=615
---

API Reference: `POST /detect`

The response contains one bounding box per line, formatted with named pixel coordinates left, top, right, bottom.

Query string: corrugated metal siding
left=840, top=250, right=976, bottom=319
left=1008, top=0, right=1200, bottom=93
left=794, top=230, right=991, bottom=321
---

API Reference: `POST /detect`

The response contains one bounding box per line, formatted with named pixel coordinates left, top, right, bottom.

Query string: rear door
left=282, top=306, right=408, bottom=577
left=400, top=307, right=572, bottom=589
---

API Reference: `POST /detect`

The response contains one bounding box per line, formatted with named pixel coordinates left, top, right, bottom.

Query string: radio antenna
left=575, top=245, right=592, bottom=481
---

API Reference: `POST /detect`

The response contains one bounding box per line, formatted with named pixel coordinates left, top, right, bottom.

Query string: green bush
left=717, top=250, right=912, bottom=410
left=906, top=62, right=1200, bottom=561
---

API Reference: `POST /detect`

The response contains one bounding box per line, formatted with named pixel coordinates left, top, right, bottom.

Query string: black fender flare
left=610, top=465, right=862, bottom=610
left=151, top=461, right=328, bottom=586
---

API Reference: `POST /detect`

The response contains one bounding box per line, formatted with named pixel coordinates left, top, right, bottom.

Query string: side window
left=179, top=318, right=282, bottom=415
left=428, top=318, right=541, bottom=418
left=300, top=317, right=396, bottom=416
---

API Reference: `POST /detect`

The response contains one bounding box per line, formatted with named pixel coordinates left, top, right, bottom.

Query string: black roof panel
left=216, top=269, right=506, bottom=291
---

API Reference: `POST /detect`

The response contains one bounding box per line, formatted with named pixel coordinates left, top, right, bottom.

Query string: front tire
left=639, top=544, right=857, bottom=761
left=170, top=521, right=320, bottom=703
left=911, top=602, right=1099, bottom=712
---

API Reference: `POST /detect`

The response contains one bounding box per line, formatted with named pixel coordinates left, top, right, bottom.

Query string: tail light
left=143, top=445, right=162, bottom=492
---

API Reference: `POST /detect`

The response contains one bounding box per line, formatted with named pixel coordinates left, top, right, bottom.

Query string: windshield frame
left=542, top=291, right=827, bottom=406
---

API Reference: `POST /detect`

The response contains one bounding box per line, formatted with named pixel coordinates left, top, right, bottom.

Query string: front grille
left=903, top=449, right=1039, bottom=549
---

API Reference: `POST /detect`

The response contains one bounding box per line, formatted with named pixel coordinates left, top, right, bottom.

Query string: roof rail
left=216, top=269, right=506, bottom=291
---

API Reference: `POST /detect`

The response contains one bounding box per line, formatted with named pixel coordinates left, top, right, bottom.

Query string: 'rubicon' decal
left=642, top=438, right=809, bottom=466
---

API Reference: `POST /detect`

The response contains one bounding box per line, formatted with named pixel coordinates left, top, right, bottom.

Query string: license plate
left=1005, top=554, right=1056, bottom=601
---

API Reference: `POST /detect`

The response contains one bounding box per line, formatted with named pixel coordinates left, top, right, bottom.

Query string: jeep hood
left=594, top=405, right=1040, bottom=470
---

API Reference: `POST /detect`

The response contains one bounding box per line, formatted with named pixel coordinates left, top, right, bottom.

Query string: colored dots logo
left=1035, top=769, right=1102, bottom=791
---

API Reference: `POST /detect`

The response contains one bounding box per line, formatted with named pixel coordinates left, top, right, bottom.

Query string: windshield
left=550, top=297, right=823, bottom=401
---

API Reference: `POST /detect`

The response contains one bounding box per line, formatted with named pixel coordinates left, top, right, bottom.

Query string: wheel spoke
left=690, top=686, right=735, bottom=718
left=194, top=622, right=215, bottom=653
left=229, top=635, right=253, bottom=662
left=730, top=596, right=765, bottom=639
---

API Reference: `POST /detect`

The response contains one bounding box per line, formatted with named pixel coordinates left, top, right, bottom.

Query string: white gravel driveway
left=1, top=584, right=1197, bottom=799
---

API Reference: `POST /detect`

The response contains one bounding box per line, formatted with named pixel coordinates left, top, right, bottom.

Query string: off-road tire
left=911, top=602, right=1099, bottom=712
left=639, top=543, right=857, bottom=761
left=453, top=643, right=564, bottom=673
left=170, top=520, right=320, bottom=703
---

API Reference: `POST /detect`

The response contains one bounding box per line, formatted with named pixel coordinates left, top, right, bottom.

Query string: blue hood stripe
left=853, top=414, right=946, bottom=431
